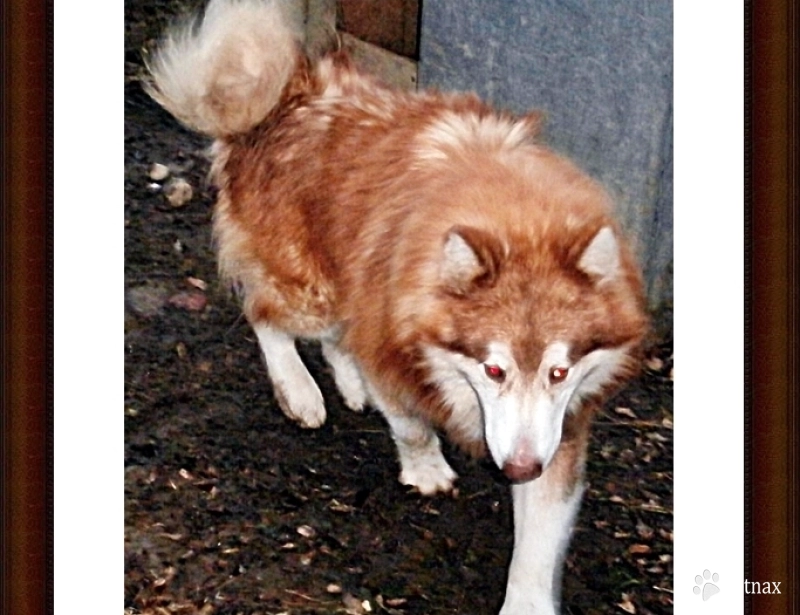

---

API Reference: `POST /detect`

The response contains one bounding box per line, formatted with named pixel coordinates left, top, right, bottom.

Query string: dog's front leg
left=386, top=412, right=457, bottom=495
left=499, top=445, right=585, bottom=615
left=368, top=387, right=457, bottom=495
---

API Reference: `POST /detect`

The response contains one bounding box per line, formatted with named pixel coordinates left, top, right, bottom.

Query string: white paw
left=399, top=455, right=457, bottom=495
left=273, top=379, right=326, bottom=429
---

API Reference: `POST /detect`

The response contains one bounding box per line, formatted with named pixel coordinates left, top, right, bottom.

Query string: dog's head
left=408, top=153, right=647, bottom=482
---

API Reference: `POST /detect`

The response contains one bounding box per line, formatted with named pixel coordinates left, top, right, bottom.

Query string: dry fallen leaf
left=164, top=177, right=193, bottom=207
left=149, top=162, right=170, bottom=181
left=636, top=521, right=655, bottom=539
left=329, top=499, right=356, bottom=513
left=644, top=356, right=663, bottom=371
left=187, top=276, right=207, bottom=290
left=168, top=291, right=208, bottom=311
left=615, top=407, right=637, bottom=419
left=297, top=524, right=317, bottom=538
left=342, top=593, right=370, bottom=614
left=617, top=592, right=636, bottom=613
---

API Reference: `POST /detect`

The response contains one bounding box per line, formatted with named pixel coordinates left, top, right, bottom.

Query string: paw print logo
left=693, top=570, right=720, bottom=601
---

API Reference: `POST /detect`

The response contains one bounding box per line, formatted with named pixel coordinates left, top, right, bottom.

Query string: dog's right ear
left=440, top=226, right=505, bottom=295
left=577, top=226, right=620, bottom=284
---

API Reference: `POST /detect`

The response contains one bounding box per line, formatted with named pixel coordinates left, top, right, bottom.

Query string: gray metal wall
left=419, top=1, right=673, bottom=331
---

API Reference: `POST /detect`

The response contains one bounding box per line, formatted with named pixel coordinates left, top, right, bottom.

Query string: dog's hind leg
left=321, top=341, right=368, bottom=412
left=499, top=441, right=586, bottom=615
left=368, top=387, right=457, bottom=495
left=253, top=323, right=326, bottom=428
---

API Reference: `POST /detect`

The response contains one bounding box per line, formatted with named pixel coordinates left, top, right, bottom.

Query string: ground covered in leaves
left=124, top=2, right=674, bottom=613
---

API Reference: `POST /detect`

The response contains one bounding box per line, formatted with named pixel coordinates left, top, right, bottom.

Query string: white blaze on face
left=424, top=339, right=630, bottom=481
left=479, top=342, right=573, bottom=478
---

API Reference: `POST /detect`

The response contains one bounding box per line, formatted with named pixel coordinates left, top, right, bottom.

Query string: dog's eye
left=484, top=364, right=506, bottom=383
left=549, top=366, right=569, bottom=384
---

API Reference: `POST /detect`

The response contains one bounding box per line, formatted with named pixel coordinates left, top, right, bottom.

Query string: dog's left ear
left=518, top=110, right=544, bottom=138
left=577, top=226, right=620, bottom=283
left=440, top=226, right=505, bottom=295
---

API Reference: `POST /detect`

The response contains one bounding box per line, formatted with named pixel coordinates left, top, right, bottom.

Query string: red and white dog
left=145, top=1, right=647, bottom=612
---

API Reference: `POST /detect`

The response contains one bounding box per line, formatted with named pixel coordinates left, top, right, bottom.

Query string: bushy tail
left=144, top=0, right=302, bottom=138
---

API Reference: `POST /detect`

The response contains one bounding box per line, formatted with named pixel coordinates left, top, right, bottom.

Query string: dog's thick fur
left=145, top=1, right=648, bottom=612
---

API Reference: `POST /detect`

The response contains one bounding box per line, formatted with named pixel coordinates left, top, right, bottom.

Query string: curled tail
left=144, top=0, right=302, bottom=138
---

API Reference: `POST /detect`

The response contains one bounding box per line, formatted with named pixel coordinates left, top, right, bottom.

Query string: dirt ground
left=124, top=2, right=674, bottom=613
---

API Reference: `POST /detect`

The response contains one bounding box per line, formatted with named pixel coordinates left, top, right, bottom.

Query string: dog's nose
left=502, top=459, right=543, bottom=482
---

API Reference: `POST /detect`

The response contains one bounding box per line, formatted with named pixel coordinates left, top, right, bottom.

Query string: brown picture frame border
left=1, top=0, right=53, bottom=614
left=748, top=0, right=800, bottom=613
